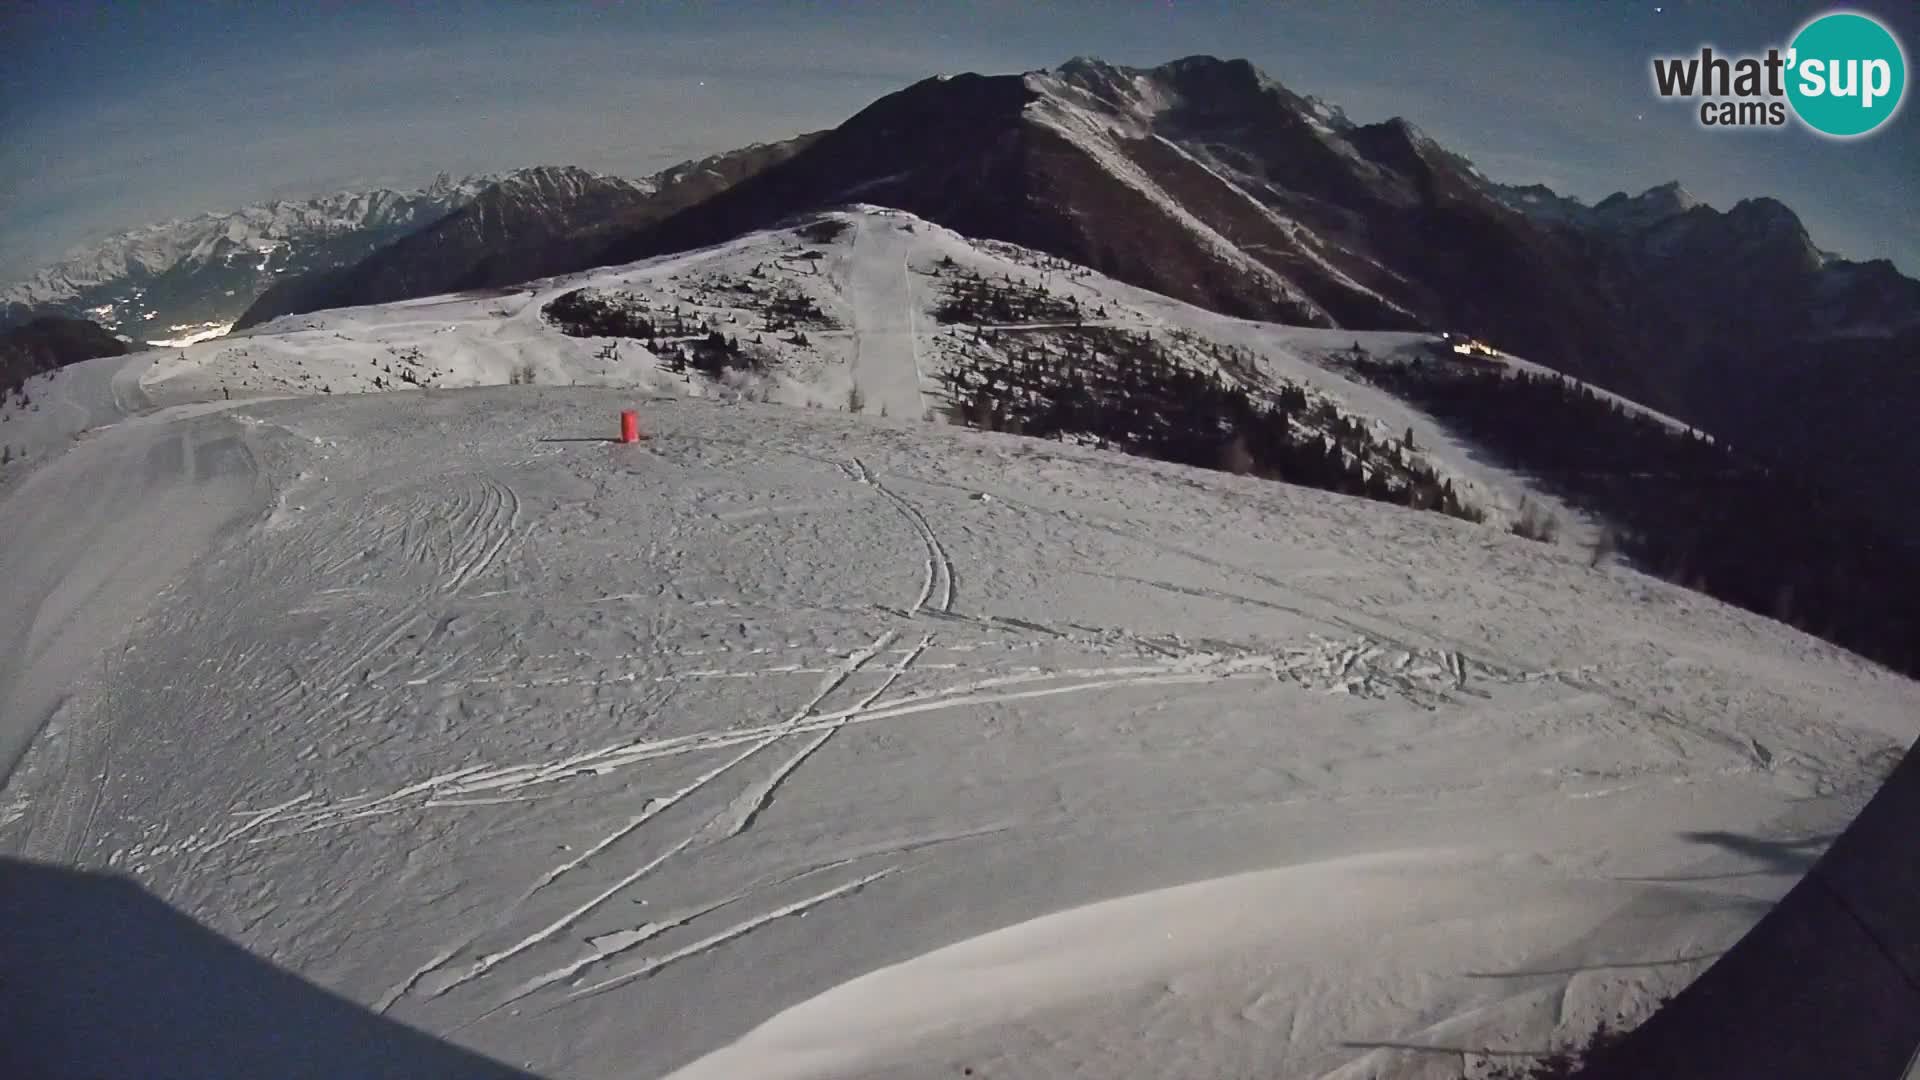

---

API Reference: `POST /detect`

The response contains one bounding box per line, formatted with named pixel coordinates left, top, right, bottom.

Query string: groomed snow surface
left=3, top=209, right=1917, bottom=1079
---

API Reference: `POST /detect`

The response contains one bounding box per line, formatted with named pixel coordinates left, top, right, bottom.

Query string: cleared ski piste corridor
left=838, top=212, right=928, bottom=421
left=3, top=381, right=1915, bottom=1079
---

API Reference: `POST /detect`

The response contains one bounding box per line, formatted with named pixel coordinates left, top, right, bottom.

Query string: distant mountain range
left=233, top=140, right=816, bottom=329
left=7, top=54, right=1916, bottom=529
left=1479, top=177, right=1920, bottom=530
left=0, top=175, right=497, bottom=344
left=3, top=140, right=818, bottom=346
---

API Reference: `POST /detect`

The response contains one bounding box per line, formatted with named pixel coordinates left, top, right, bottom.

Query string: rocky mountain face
left=233, top=166, right=655, bottom=328
left=234, top=139, right=818, bottom=330
left=1492, top=178, right=1919, bottom=370
left=1487, top=178, right=1920, bottom=527
left=1, top=175, right=495, bottom=344
left=595, top=57, right=1652, bottom=394
left=593, top=55, right=1916, bottom=532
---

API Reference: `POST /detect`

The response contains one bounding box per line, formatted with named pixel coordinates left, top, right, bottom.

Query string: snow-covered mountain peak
left=1031, top=54, right=1340, bottom=139
left=489, top=165, right=655, bottom=202
left=1591, top=181, right=1707, bottom=232
left=1029, top=59, right=1160, bottom=134
left=1053, top=55, right=1126, bottom=82
left=1364, top=116, right=1445, bottom=161
left=422, top=170, right=469, bottom=199
left=1642, top=179, right=1701, bottom=212
left=1299, top=93, right=1355, bottom=131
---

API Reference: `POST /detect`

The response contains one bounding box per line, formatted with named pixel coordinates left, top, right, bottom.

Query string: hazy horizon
left=4, top=1, right=1916, bottom=280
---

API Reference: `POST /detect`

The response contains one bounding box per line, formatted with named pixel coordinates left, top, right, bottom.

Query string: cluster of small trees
left=543, top=287, right=787, bottom=385
left=758, top=288, right=832, bottom=333
left=543, top=289, right=658, bottom=339
left=1510, top=497, right=1560, bottom=543
left=932, top=270, right=1083, bottom=326
left=365, top=367, right=423, bottom=390
left=661, top=330, right=770, bottom=380
left=937, top=327, right=1483, bottom=524
left=795, top=218, right=849, bottom=244
left=363, top=346, right=436, bottom=388
left=1347, top=354, right=1920, bottom=677
left=544, top=285, right=831, bottom=345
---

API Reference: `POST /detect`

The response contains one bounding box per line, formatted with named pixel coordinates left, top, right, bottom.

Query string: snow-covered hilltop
left=105, top=208, right=1596, bottom=535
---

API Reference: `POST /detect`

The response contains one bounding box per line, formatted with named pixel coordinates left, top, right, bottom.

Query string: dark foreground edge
left=1579, top=739, right=1920, bottom=1078
left=0, top=857, right=539, bottom=1080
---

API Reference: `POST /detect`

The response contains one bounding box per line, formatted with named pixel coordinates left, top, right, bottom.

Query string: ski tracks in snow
left=336, top=472, right=522, bottom=597
left=246, top=629, right=1531, bottom=851
left=701, top=628, right=910, bottom=841
left=851, top=456, right=954, bottom=615
left=202, top=432, right=1572, bottom=1029
left=357, top=616, right=1543, bottom=1025
left=15, top=693, right=115, bottom=865
left=370, top=618, right=934, bottom=1020
left=438, top=474, right=522, bottom=596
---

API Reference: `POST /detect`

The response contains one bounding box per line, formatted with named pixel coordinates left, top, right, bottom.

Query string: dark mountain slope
left=1, top=317, right=131, bottom=399
left=236, top=139, right=817, bottom=329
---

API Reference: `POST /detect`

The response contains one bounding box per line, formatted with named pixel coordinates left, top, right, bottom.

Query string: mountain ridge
left=232, top=139, right=821, bottom=330
left=621, top=54, right=1916, bottom=535
left=0, top=175, right=501, bottom=344
left=12, top=54, right=1918, bottom=535
left=578, top=57, right=1646, bottom=393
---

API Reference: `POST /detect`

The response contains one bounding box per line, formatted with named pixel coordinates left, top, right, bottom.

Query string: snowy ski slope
left=3, top=208, right=1916, bottom=1079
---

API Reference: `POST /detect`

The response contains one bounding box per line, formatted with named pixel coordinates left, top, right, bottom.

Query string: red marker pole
left=620, top=410, right=640, bottom=444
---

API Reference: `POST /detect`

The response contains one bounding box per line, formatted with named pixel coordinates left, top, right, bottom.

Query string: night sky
left=2, top=0, right=1915, bottom=281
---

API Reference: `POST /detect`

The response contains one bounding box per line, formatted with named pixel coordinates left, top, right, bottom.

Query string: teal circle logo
left=1786, top=11, right=1907, bottom=137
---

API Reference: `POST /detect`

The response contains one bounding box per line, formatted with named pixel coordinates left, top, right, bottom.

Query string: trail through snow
left=841, top=213, right=928, bottom=419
